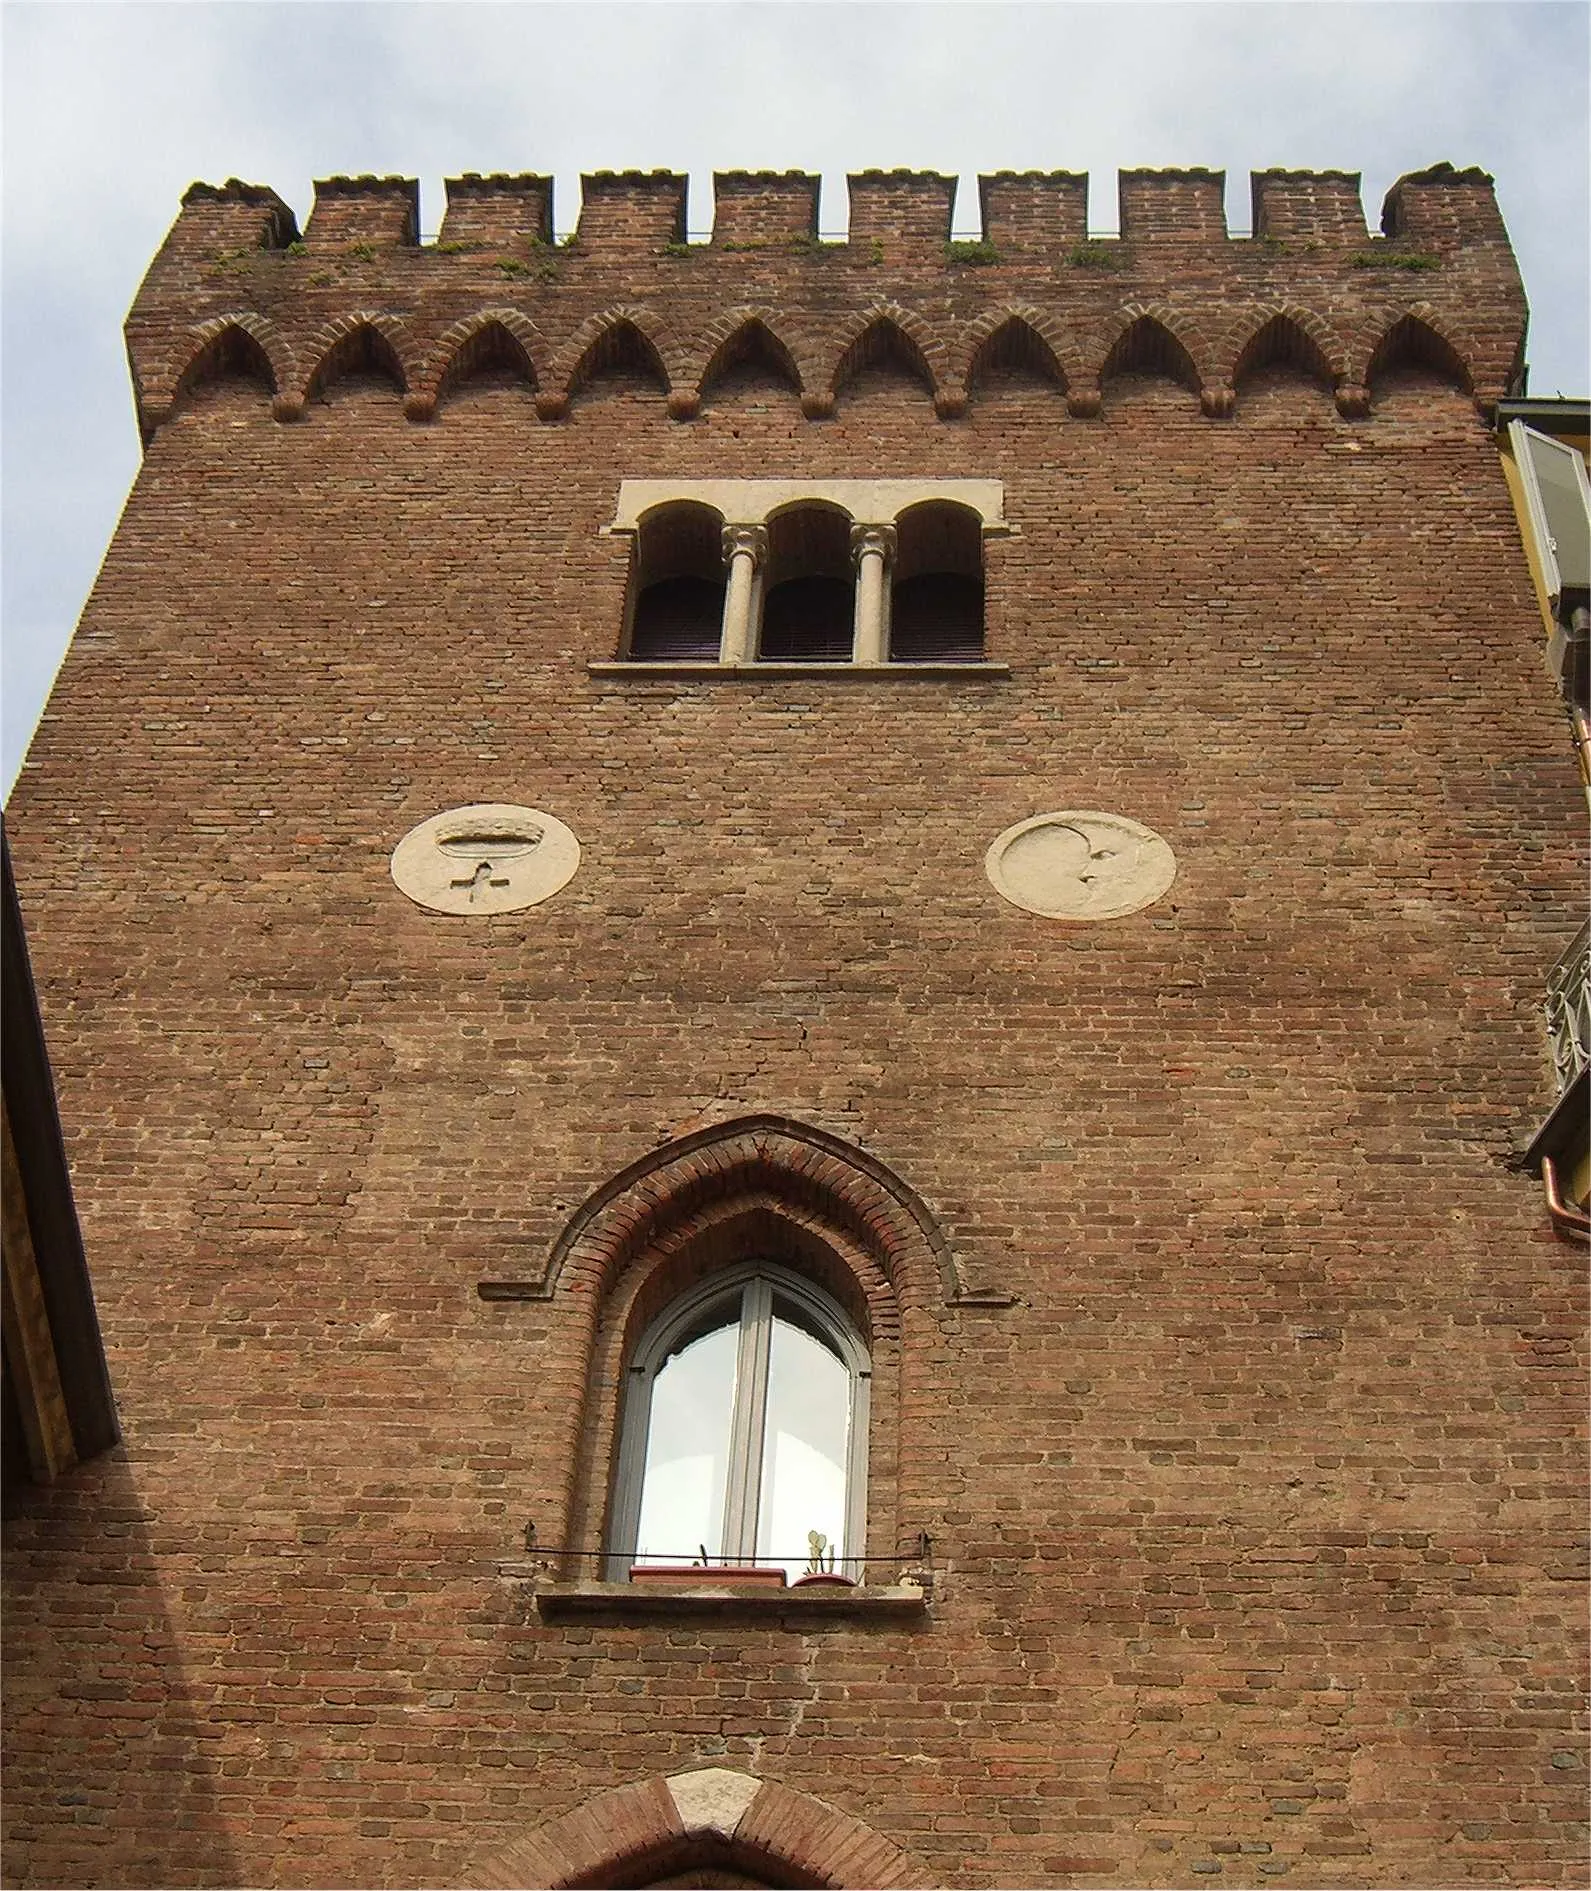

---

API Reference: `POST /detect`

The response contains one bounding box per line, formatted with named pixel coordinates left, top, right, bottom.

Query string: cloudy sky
left=3, top=0, right=1587, bottom=791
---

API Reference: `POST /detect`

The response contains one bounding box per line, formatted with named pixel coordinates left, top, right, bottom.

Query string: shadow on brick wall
left=2, top=1449, right=243, bottom=1889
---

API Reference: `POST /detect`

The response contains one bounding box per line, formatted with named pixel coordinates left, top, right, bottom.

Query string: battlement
left=126, top=161, right=1526, bottom=439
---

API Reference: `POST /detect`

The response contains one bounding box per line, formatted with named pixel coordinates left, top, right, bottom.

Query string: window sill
left=587, top=661, right=1011, bottom=681
left=511, top=1571, right=929, bottom=1624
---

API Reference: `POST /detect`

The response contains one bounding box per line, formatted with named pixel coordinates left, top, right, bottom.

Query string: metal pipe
left=1542, top=1156, right=1591, bottom=1241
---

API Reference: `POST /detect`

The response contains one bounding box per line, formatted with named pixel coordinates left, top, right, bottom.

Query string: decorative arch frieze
left=821, top=302, right=954, bottom=416
left=463, top=1769, right=932, bottom=1889
left=1223, top=302, right=1346, bottom=394
left=1361, top=299, right=1476, bottom=398
left=1098, top=301, right=1211, bottom=407
left=411, top=306, right=543, bottom=420
left=957, top=303, right=1081, bottom=405
left=144, top=312, right=297, bottom=434
left=686, top=305, right=813, bottom=415
left=542, top=303, right=683, bottom=419
left=295, top=310, right=417, bottom=412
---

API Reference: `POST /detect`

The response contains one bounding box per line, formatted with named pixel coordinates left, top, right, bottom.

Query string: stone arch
left=463, top=1768, right=932, bottom=1889
left=820, top=303, right=954, bottom=416
left=689, top=307, right=811, bottom=411
left=298, top=310, right=416, bottom=407
left=1097, top=302, right=1210, bottom=405
left=542, top=304, right=683, bottom=418
left=415, top=307, right=543, bottom=419
left=1362, top=301, right=1476, bottom=396
left=957, top=303, right=1079, bottom=400
left=1224, top=303, right=1346, bottom=394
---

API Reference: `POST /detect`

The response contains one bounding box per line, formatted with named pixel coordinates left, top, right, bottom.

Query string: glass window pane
left=634, top=1314, right=740, bottom=1566
left=756, top=1301, right=852, bottom=1580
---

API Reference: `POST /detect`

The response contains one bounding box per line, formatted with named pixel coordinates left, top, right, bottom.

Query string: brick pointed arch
left=1222, top=302, right=1347, bottom=392
left=1097, top=300, right=1212, bottom=403
left=412, top=306, right=544, bottom=419
left=144, top=312, right=298, bottom=435
left=463, top=1769, right=932, bottom=1889
left=957, top=302, right=1081, bottom=399
left=820, top=302, right=954, bottom=416
left=1360, top=299, right=1477, bottom=396
left=297, top=310, right=417, bottom=409
left=543, top=1115, right=959, bottom=1306
left=687, top=306, right=813, bottom=412
left=542, top=304, right=684, bottom=419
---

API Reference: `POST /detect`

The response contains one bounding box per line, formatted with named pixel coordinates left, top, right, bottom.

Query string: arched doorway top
left=463, top=1768, right=932, bottom=1889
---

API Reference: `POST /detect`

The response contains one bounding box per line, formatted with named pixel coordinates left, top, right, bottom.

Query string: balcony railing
left=1546, top=917, right=1591, bottom=1092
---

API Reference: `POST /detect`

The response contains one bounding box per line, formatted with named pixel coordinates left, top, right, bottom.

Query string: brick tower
left=3, top=163, right=1586, bottom=1887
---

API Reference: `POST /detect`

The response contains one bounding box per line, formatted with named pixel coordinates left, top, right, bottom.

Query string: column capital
left=722, top=524, right=769, bottom=566
left=850, top=523, right=898, bottom=569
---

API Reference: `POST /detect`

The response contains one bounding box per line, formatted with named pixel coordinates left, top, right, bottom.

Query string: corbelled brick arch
left=540, top=304, right=686, bottom=421
left=1220, top=302, right=1348, bottom=411
left=143, top=311, right=298, bottom=436
left=956, top=302, right=1083, bottom=413
left=291, top=309, right=418, bottom=415
left=1097, top=300, right=1215, bottom=412
left=463, top=1769, right=933, bottom=1889
left=817, top=302, right=956, bottom=419
left=409, top=306, right=545, bottom=421
left=683, top=306, right=816, bottom=418
left=1359, top=299, right=1479, bottom=406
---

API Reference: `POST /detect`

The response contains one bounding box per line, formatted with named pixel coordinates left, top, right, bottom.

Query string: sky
left=3, top=0, right=1588, bottom=793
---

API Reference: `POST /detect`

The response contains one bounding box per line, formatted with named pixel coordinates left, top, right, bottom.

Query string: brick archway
left=463, top=1770, right=931, bottom=1889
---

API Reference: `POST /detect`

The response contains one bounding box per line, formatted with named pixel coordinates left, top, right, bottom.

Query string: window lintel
left=610, top=478, right=1009, bottom=536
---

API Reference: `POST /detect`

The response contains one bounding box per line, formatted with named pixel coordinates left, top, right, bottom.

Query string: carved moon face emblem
left=985, top=811, right=1176, bottom=920
left=391, top=804, right=580, bottom=916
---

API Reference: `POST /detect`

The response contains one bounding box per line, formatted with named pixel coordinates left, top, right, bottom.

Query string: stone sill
left=523, top=1575, right=929, bottom=1623
left=587, top=661, right=1012, bottom=681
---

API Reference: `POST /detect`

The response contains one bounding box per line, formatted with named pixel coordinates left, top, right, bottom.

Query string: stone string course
left=2, top=158, right=1584, bottom=1890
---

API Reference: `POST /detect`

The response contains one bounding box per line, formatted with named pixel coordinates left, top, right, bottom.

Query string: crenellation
left=1381, top=162, right=1509, bottom=248
left=710, top=172, right=821, bottom=249
left=846, top=170, right=957, bottom=261
left=303, top=175, right=421, bottom=251
left=163, top=178, right=297, bottom=256
left=976, top=172, right=1088, bottom=253
left=438, top=173, right=553, bottom=250
left=1251, top=169, right=1367, bottom=244
left=122, top=161, right=1528, bottom=440
left=1118, top=167, right=1227, bottom=242
left=575, top=170, right=688, bottom=251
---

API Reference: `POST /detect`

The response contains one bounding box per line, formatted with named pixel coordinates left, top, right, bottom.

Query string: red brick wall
left=3, top=167, right=1585, bottom=1889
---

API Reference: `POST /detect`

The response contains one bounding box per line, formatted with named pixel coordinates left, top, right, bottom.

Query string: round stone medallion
left=985, top=810, right=1176, bottom=921
left=391, top=804, right=580, bottom=916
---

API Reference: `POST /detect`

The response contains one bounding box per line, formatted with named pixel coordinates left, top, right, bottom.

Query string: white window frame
left=609, top=1261, right=871, bottom=1579
left=1509, top=419, right=1591, bottom=610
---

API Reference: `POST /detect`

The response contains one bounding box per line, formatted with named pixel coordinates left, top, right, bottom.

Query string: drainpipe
left=1542, top=1157, right=1591, bottom=1243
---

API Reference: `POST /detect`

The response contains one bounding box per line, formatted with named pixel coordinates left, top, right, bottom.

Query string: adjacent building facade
left=3, top=162, right=1586, bottom=1888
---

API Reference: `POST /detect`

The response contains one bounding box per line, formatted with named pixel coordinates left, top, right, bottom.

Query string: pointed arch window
left=610, top=1263, right=869, bottom=1581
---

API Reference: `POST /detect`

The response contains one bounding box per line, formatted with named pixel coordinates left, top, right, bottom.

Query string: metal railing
left=1546, top=917, right=1591, bottom=1092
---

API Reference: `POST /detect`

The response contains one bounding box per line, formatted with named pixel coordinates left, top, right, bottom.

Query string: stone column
left=850, top=524, right=897, bottom=665
left=720, top=525, right=768, bottom=664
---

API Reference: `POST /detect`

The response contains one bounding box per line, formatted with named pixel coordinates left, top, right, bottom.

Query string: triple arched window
left=612, top=479, right=1006, bottom=667
left=609, top=1262, right=870, bottom=1581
